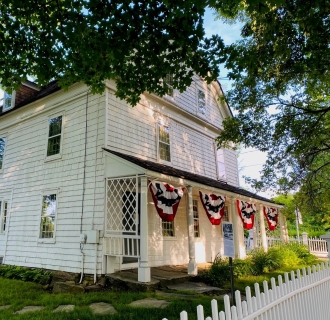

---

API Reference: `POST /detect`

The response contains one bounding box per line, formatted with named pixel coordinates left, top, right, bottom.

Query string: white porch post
left=138, top=176, right=151, bottom=282
left=187, top=186, right=197, bottom=275
left=231, top=197, right=246, bottom=258
left=279, top=211, right=289, bottom=243
left=259, top=204, right=268, bottom=251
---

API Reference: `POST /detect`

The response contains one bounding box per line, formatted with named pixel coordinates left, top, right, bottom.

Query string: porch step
left=106, top=266, right=194, bottom=291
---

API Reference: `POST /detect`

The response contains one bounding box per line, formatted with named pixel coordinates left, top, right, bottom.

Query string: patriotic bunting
left=199, top=191, right=226, bottom=225
left=236, top=200, right=257, bottom=229
left=263, top=206, right=279, bottom=231
left=149, top=181, right=184, bottom=222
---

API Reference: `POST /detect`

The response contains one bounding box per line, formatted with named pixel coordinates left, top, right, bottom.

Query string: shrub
left=285, top=242, right=317, bottom=264
left=233, top=258, right=252, bottom=278
left=0, top=265, right=52, bottom=285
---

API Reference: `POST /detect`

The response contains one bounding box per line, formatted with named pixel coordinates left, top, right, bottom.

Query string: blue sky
left=203, top=8, right=273, bottom=198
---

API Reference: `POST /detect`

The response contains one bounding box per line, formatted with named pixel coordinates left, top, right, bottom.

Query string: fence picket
left=245, top=287, right=253, bottom=314
left=180, top=311, right=188, bottom=320
left=211, top=299, right=219, bottom=320
left=224, top=295, right=232, bottom=320
left=231, top=306, right=238, bottom=320
left=219, top=311, right=226, bottom=320
left=235, top=291, right=243, bottom=320
left=197, top=305, right=204, bottom=320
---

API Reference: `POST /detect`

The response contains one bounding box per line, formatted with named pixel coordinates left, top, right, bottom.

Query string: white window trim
left=0, top=133, right=7, bottom=174
left=156, top=121, right=172, bottom=165
left=196, top=88, right=207, bottom=118
left=193, top=198, right=200, bottom=238
left=2, top=91, right=16, bottom=112
left=162, top=219, right=176, bottom=238
left=37, top=189, right=59, bottom=244
left=214, top=144, right=227, bottom=181
left=0, top=200, right=9, bottom=235
left=44, top=112, right=64, bottom=162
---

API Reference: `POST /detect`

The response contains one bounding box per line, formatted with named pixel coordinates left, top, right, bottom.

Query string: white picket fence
left=163, top=262, right=330, bottom=320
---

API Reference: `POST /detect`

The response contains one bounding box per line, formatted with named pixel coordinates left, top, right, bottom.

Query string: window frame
left=192, top=198, right=200, bottom=238
left=162, top=220, right=175, bottom=237
left=1, top=91, right=16, bottom=112
left=38, top=190, right=59, bottom=243
left=0, top=135, right=7, bottom=173
left=0, top=200, right=9, bottom=234
left=45, top=113, right=64, bottom=161
left=215, top=148, right=227, bottom=181
left=157, top=122, right=172, bottom=164
left=197, top=89, right=206, bottom=116
left=163, top=74, right=174, bottom=97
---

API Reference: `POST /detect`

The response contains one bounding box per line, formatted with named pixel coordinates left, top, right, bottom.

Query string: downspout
left=79, top=89, right=89, bottom=283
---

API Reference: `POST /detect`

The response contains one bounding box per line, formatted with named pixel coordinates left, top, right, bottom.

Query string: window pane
left=198, top=90, right=205, bottom=114
left=0, top=137, right=6, bottom=170
left=47, top=136, right=61, bottom=156
left=40, top=194, right=56, bottom=238
left=159, top=142, right=171, bottom=162
left=3, top=92, right=12, bottom=110
left=164, top=74, right=173, bottom=96
left=193, top=199, right=200, bottom=237
left=159, top=125, right=170, bottom=144
left=162, top=221, right=175, bottom=237
left=49, top=116, right=62, bottom=137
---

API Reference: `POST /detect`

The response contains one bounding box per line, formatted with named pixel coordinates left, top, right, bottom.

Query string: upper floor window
left=0, top=91, right=15, bottom=112
left=0, top=201, right=8, bottom=233
left=216, top=149, right=226, bottom=180
left=158, top=123, right=171, bottom=162
left=39, top=194, right=57, bottom=239
left=47, top=116, right=62, bottom=157
left=0, top=137, right=6, bottom=170
left=163, top=74, right=174, bottom=97
left=197, top=90, right=206, bottom=115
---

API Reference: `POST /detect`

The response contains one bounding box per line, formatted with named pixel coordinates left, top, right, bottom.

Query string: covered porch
left=102, top=149, right=287, bottom=283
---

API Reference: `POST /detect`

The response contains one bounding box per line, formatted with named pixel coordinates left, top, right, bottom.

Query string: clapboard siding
left=106, top=77, right=238, bottom=184
left=0, top=84, right=105, bottom=274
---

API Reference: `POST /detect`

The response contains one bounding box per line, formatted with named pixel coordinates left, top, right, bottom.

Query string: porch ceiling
left=103, top=148, right=277, bottom=205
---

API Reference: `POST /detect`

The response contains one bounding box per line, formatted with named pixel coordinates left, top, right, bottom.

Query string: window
left=216, top=149, right=226, bottom=180
left=162, top=221, right=175, bottom=237
left=39, top=194, right=57, bottom=239
left=47, top=116, right=62, bottom=157
left=0, top=137, right=6, bottom=170
left=197, top=90, right=206, bottom=115
left=0, top=201, right=8, bottom=233
left=158, top=123, right=171, bottom=162
left=193, top=199, right=200, bottom=237
left=0, top=91, right=15, bottom=111
left=222, top=205, right=229, bottom=222
left=163, top=74, right=173, bottom=97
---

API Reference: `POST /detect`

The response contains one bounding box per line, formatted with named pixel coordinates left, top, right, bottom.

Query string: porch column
left=259, top=204, right=268, bottom=251
left=186, top=186, right=197, bottom=275
left=138, top=176, right=151, bottom=282
left=279, top=212, right=289, bottom=243
left=231, top=197, right=246, bottom=258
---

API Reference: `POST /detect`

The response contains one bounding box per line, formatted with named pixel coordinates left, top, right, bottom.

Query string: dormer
left=0, top=81, right=40, bottom=113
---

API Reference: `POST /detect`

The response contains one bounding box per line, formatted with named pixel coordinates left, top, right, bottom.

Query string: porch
left=102, top=149, right=286, bottom=283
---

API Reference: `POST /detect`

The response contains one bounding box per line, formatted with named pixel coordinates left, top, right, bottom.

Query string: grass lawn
left=0, top=277, right=223, bottom=320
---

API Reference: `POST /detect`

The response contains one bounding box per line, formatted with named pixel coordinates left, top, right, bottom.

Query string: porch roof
left=103, top=148, right=276, bottom=204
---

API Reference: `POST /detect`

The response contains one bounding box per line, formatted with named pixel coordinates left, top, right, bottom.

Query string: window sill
left=44, top=153, right=62, bottom=162
left=38, top=238, right=56, bottom=244
left=158, top=158, right=172, bottom=166
left=163, top=236, right=177, bottom=240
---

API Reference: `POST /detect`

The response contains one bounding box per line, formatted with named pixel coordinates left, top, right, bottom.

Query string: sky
left=203, top=8, right=273, bottom=199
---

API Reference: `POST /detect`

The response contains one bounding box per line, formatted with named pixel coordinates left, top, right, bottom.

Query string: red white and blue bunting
left=236, top=200, right=257, bottom=230
left=149, top=181, right=185, bottom=222
left=199, top=191, right=226, bottom=225
left=263, top=206, right=279, bottom=231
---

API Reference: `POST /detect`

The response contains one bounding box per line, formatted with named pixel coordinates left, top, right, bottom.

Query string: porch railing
left=103, top=235, right=140, bottom=257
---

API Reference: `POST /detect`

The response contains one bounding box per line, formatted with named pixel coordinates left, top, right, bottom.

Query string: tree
left=0, top=0, right=225, bottom=106
left=215, top=0, right=330, bottom=197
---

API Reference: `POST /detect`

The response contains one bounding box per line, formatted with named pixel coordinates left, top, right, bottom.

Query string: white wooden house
left=0, top=77, right=286, bottom=282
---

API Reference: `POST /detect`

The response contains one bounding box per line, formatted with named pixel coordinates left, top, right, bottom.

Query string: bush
left=233, top=258, right=252, bottom=278
left=0, top=265, right=52, bottom=285
left=285, top=242, right=317, bottom=264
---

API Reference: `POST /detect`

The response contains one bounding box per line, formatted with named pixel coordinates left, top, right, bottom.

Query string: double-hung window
left=158, top=123, right=171, bottom=162
left=197, top=90, right=206, bottom=115
left=0, top=137, right=6, bottom=170
left=216, top=149, right=226, bottom=180
left=47, top=116, right=62, bottom=157
left=0, top=201, right=8, bottom=233
left=39, top=194, right=57, bottom=239
left=163, top=74, right=174, bottom=97
left=193, top=199, right=200, bottom=237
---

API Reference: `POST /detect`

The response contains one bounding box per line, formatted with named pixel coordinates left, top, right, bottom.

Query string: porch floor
left=106, top=263, right=215, bottom=292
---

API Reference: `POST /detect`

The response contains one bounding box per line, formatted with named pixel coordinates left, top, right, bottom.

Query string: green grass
left=0, top=277, right=223, bottom=320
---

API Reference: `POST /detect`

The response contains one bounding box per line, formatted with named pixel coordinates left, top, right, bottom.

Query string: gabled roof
left=0, top=81, right=61, bottom=117
left=103, top=148, right=275, bottom=204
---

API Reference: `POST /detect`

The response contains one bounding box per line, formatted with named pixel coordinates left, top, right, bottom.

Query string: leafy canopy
left=0, top=0, right=225, bottom=105
left=215, top=0, right=330, bottom=196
